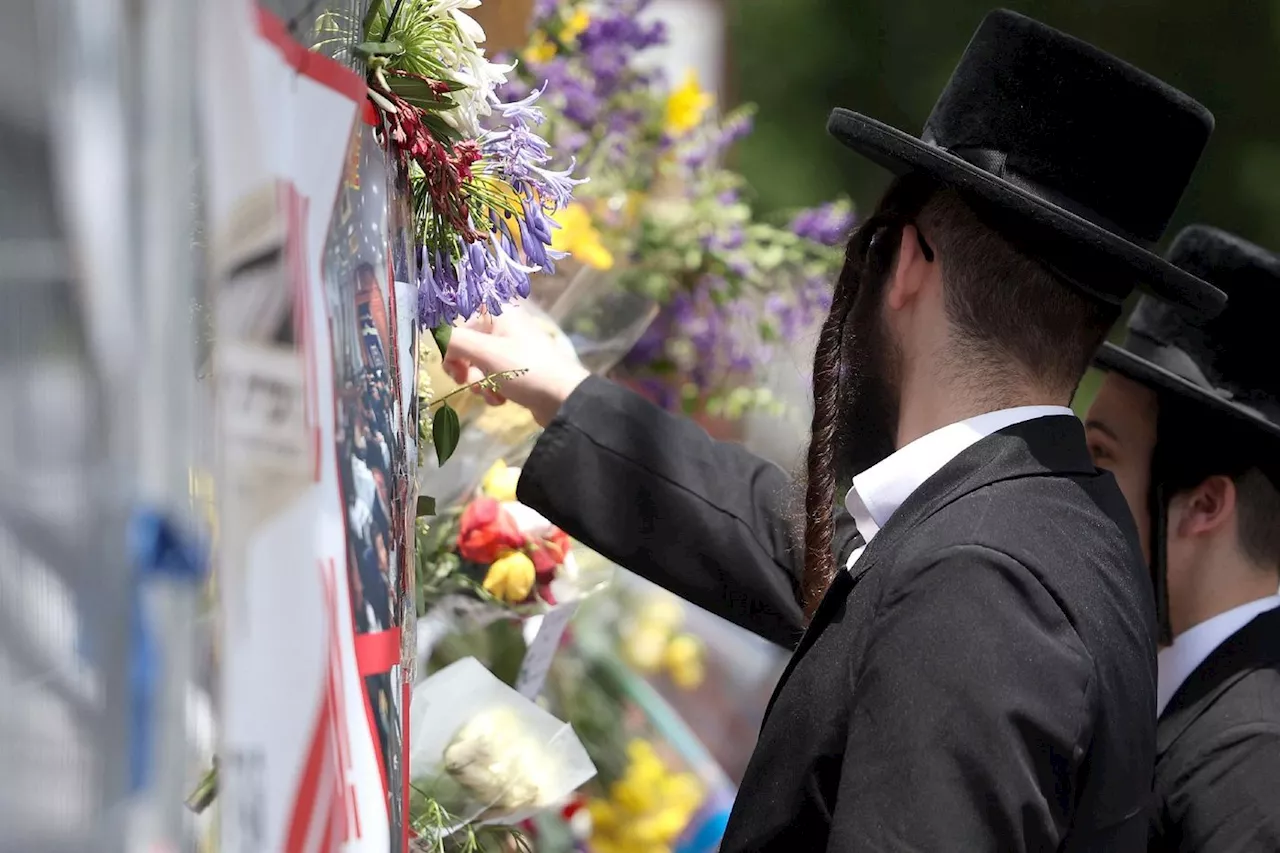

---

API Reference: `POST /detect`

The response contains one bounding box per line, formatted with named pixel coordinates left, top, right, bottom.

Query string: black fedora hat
left=827, top=9, right=1225, bottom=318
left=1095, top=226, right=1280, bottom=442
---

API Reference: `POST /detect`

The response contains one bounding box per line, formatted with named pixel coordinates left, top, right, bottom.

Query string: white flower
left=451, top=8, right=487, bottom=45
left=431, top=0, right=481, bottom=12
left=441, top=52, right=513, bottom=136
left=443, top=706, right=557, bottom=811
left=501, top=500, right=554, bottom=538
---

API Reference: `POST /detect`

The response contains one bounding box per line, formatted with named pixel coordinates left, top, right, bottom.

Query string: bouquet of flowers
left=617, top=594, right=706, bottom=691
left=335, top=0, right=585, bottom=470
left=409, top=657, right=597, bottom=834
left=495, top=0, right=855, bottom=416
left=417, top=459, right=612, bottom=616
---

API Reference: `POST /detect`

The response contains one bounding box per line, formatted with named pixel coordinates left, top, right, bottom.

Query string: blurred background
left=727, top=0, right=1280, bottom=248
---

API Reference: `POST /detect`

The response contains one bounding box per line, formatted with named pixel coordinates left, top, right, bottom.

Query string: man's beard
left=832, top=273, right=901, bottom=487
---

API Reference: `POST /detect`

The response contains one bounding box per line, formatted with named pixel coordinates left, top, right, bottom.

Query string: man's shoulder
left=912, top=468, right=1143, bottom=581
left=897, top=471, right=1155, bottom=675
left=1168, top=664, right=1280, bottom=751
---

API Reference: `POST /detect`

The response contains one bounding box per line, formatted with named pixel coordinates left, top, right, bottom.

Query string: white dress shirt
left=844, top=405, right=1076, bottom=569
left=1156, top=594, right=1280, bottom=716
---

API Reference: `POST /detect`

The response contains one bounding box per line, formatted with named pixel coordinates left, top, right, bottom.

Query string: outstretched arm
left=443, top=310, right=860, bottom=649
left=518, top=375, right=819, bottom=648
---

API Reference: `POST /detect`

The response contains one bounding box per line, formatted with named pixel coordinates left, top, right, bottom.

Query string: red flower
left=526, top=527, right=571, bottom=583
left=457, top=497, right=526, bottom=564
left=375, top=85, right=483, bottom=242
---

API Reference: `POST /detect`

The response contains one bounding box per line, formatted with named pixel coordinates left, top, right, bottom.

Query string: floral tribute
left=362, top=0, right=584, bottom=331
left=415, top=459, right=588, bottom=612
left=619, top=595, right=705, bottom=690
left=461, top=459, right=580, bottom=605
left=348, top=0, right=586, bottom=467
left=496, top=0, right=855, bottom=415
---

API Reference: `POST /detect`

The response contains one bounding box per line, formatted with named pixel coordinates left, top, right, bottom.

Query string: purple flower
left=490, top=233, right=538, bottom=299
left=497, top=84, right=547, bottom=126
left=518, top=195, right=565, bottom=273
left=494, top=76, right=533, bottom=108
left=533, top=159, right=587, bottom=209
left=704, top=225, right=744, bottom=253
left=622, top=273, right=781, bottom=409
left=533, top=0, right=560, bottom=23
left=419, top=249, right=462, bottom=329
left=484, top=123, right=552, bottom=194
left=789, top=202, right=856, bottom=247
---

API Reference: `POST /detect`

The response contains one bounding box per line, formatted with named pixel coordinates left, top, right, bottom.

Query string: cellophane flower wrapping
left=408, top=657, right=596, bottom=833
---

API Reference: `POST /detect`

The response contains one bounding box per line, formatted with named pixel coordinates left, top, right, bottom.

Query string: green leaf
left=422, top=112, right=463, bottom=144
left=185, top=764, right=218, bottom=814
left=412, top=97, right=459, bottom=112
left=354, top=39, right=404, bottom=57
left=387, top=76, right=460, bottom=110
left=416, top=494, right=437, bottom=517
left=431, top=323, right=451, bottom=358
left=432, top=404, right=461, bottom=465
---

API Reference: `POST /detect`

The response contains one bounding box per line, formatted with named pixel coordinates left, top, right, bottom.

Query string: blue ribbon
left=127, top=509, right=207, bottom=792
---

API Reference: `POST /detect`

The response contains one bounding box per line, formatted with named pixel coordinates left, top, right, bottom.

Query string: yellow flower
left=481, top=459, right=521, bottom=503
left=483, top=551, right=535, bottom=602
left=561, top=8, right=591, bottom=42
left=551, top=203, right=615, bottom=270
left=665, top=70, right=713, bottom=136
left=622, top=625, right=669, bottom=673
left=636, top=597, right=684, bottom=632
left=662, top=634, right=705, bottom=689
left=522, top=30, right=557, bottom=64
left=660, top=772, right=703, bottom=807
left=588, top=798, right=618, bottom=832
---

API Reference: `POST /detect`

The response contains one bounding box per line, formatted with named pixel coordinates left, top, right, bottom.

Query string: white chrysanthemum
left=443, top=706, right=557, bottom=811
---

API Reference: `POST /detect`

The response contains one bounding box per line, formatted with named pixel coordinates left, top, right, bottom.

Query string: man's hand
left=443, top=305, right=591, bottom=427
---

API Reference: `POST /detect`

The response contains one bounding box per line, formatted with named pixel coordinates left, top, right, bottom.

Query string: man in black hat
left=1084, top=226, right=1280, bottom=852
left=444, top=10, right=1224, bottom=850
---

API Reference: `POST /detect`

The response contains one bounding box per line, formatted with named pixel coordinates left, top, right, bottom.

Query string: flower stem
left=427, top=368, right=529, bottom=409
left=380, top=0, right=407, bottom=42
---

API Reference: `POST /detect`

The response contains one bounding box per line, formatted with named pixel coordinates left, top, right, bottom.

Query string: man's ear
left=885, top=224, right=931, bottom=312
left=1173, top=475, right=1238, bottom=539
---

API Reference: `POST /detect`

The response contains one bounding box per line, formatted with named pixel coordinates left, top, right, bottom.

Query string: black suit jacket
left=519, top=377, right=1157, bottom=850
left=1150, top=607, right=1280, bottom=852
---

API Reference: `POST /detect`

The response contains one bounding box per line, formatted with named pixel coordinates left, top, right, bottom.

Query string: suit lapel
left=1158, top=607, right=1280, bottom=756
left=762, top=416, right=1096, bottom=720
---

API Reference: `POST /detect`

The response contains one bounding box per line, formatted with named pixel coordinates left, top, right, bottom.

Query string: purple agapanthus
left=418, top=233, right=543, bottom=329
left=415, top=84, right=582, bottom=331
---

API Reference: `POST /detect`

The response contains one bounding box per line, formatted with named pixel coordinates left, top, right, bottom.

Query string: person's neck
left=894, top=361, right=1067, bottom=449
left=1174, top=551, right=1280, bottom=637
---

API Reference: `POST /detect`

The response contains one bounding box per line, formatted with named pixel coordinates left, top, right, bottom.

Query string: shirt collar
left=843, top=405, right=1074, bottom=559
left=1156, top=594, right=1280, bottom=717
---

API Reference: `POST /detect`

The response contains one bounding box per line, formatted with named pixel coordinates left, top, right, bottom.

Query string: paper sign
left=514, top=603, right=578, bottom=699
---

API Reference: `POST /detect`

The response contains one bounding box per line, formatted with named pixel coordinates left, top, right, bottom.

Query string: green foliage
left=433, top=404, right=462, bottom=465
left=431, top=322, right=452, bottom=358
left=409, top=781, right=532, bottom=853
